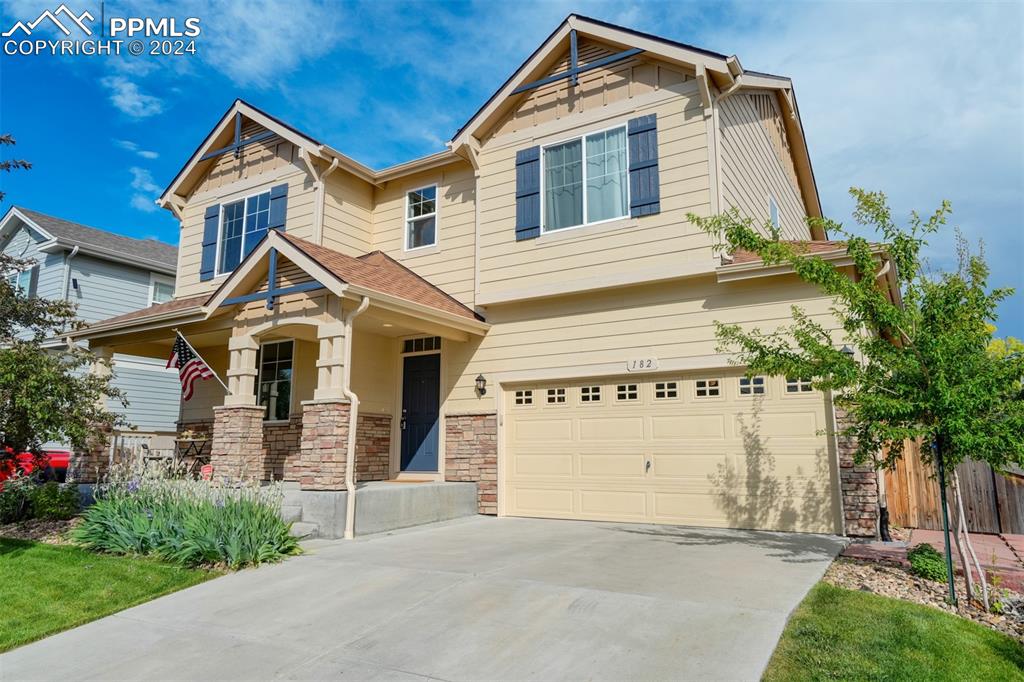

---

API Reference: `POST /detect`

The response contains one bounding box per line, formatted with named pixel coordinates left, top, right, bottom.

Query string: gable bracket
left=199, top=111, right=278, bottom=162
left=220, top=247, right=327, bottom=309
left=510, top=29, right=644, bottom=95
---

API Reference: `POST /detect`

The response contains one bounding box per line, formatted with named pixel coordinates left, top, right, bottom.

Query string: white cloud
left=101, top=77, right=164, bottom=118
left=128, top=166, right=161, bottom=213
left=115, top=139, right=159, bottom=159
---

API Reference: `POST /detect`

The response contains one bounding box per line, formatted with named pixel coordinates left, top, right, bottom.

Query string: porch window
left=257, top=340, right=293, bottom=421
left=406, top=185, right=437, bottom=250
left=217, top=190, right=271, bottom=275
left=543, top=126, right=628, bottom=232
left=5, top=269, right=31, bottom=294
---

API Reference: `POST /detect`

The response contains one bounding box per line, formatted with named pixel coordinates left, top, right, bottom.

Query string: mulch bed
left=824, top=557, right=1024, bottom=641
left=0, top=518, right=80, bottom=545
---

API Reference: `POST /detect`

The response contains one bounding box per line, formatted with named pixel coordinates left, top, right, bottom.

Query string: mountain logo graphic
left=3, top=4, right=94, bottom=37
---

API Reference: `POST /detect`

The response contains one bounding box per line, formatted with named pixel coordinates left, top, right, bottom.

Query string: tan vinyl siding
left=444, top=274, right=841, bottom=412
left=191, top=134, right=300, bottom=196
left=176, top=169, right=313, bottom=298
left=477, top=81, right=714, bottom=302
left=719, top=93, right=809, bottom=240
left=322, top=170, right=374, bottom=256
left=370, top=164, right=477, bottom=308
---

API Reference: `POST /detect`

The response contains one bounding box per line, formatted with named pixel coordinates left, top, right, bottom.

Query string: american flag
left=167, top=333, right=214, bottom=401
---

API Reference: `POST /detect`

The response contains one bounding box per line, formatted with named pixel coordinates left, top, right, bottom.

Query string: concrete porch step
left=289, top=521, right=319, bottom=539
left=280, top=504, right=303, bottom=524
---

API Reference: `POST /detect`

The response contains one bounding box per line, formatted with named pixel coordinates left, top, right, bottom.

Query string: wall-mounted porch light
left=840, top=345, right=856, bottom=359
left=475, top=374, right=487, bottom=396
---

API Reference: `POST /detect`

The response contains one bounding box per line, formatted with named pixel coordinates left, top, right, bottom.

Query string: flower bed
left=72, top=462, right=300, bottom=569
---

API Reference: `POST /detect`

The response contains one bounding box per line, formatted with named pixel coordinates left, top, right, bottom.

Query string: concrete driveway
left=0, top=517, right=844, bottom=681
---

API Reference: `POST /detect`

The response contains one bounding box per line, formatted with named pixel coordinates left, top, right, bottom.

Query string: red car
left=0, top=447, right=71, bottom=484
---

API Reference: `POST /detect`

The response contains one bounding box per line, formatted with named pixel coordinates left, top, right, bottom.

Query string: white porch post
left=314, top=321, right=347, bottom=400
left=225, top=334, right=259, bottom=405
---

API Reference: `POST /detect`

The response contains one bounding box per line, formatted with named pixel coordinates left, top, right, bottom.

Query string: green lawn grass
left=764, top=582, right=1024, bottom=681
left=0, top=538, right=216, bottom=652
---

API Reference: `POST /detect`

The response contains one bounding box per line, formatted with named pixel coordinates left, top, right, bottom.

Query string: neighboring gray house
left=0, top=206, right=181, bottom=434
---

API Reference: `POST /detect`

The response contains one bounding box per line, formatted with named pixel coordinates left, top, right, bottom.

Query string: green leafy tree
left=690, top=189, right=1024, bottom=609
left=0, top=140, right=125, bottom=469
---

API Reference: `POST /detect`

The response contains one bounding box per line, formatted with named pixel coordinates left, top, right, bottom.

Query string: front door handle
left=400, top=419, right=407, bottom=431
left=645, top=460, right=652, bottom=473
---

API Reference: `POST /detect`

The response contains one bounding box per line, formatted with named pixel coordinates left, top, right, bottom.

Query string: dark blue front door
left=400, top=353, right=440, bottom=472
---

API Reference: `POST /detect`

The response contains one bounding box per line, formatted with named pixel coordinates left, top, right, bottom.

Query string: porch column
left=210, top=334, right=265, bottom=480
left=297, top=317, right=349, bottom=490
left=69, top=346, right=114, bottom=483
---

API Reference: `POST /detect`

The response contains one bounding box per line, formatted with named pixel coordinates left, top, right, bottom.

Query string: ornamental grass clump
left=73, top=461, right=300, bottom=569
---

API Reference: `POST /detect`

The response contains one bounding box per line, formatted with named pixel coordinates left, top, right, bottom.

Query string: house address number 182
left=626, top=358, right=659, bottom=372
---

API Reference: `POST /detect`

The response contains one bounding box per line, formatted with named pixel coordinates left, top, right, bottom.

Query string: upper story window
left=257, top=340, right=293, bottom=422
left=5, top=269, right=31, bottom=294
left=406, top=185, right=437, bottom=250
left=217, top=190, right=271, bottom=275
left=769, top=197, right=780, bottom=229
left=543, top=126, right=628, bottom=232
left=150, top=275, right=174, bottom=305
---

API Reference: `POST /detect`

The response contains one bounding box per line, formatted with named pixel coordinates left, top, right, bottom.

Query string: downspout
left=343, top=296, right=370, bottom=539
left=62, top=245, right=80, bottom=301
left=874, top=257, right=894, bottom=541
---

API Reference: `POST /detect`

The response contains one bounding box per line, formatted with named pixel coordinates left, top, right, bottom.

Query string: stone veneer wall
left=837, top=410, right=879, bottom=537
left=68, top=428, right=112, bottom=484
left=355, top=413, right=391, bottom=482
left=210, top=405, right=266, bottom=481
left=445, top=413, right=497, bottom=515
left=297, top=400, right=350, bottom=490
left=264, top=415, right=303, bottom=482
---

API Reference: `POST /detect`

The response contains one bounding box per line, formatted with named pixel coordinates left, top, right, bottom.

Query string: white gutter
left=343, top=296, right=370, bottom=540
left=61, top=245, right=80, bottom=301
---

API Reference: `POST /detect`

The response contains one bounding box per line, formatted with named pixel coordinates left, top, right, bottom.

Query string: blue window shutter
left=27, top=265, right=39, bottom=298
left=200, top=204, right=220, bottom=282
left=628, top=114, right=660, bottom=217
left=268, top=183, right=288, bottom=231
left=515, top=146, right=541, bottom=241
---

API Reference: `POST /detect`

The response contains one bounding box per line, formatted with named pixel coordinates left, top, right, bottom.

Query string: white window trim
left=693, top=378, right=723, bottom=400
left=785, top=377, right=814, bottom=394
left=257, top=339, right=295, bottom=423
left=653, top=380, right=680, bottom=401
left=404, top=183, right=440, bottom=252
left=149, top=273, right=175, bottom=306
left=539, top=123, right=631, bottom=235
left=769, top=197, right=780, bottom=229
left=214, top=188, right=273, bottom=277
left=738, top=375, right=767, bottom=397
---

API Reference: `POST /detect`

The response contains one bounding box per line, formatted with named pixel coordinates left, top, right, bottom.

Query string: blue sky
left=2, top=0, right=1021, bottom=335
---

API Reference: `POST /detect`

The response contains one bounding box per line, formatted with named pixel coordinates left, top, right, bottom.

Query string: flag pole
left=172, top=328, right=230, bottom=393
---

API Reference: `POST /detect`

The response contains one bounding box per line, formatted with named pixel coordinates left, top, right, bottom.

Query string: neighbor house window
left=769, top=197, right=780, bottom=229
left=739, top=376, right=766, bottom=395
left=406, top=185, right=437, bottom=250
left=695, top=379, right=721, bottom=398
left=5, top=269, right=31, bottom=294
left=543, top=126, right=628, bottom=232
left=217, top=190, right=271, bottom=275
left=257, top=340, right=293, bottom=421
left=150, top=275, right=174, bottom=305
left=786, top=377, right=813, bottom=393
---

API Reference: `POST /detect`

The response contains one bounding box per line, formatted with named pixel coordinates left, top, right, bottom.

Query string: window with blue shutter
left=627, top=114, right=660, bottom=217
left=199, top=204, right=220, bottom=281
left=515, top=146, right=541, bottom=241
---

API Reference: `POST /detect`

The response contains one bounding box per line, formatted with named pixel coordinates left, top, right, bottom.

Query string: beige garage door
left=503, top=371, right=840, bottom=533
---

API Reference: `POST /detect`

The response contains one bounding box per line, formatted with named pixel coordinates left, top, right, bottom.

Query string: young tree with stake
left=690, top=189, right=1024, bottom=609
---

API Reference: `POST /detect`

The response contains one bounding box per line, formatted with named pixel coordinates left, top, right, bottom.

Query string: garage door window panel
left=546, top=388, right=567, bottom=405
left=654, top=381, right=679, bottom=400
left=580, top=385, right=602, bottom=403
left=616, top=384, right=639, bottom=401
left=739, top=376, right=766, bottom=396
left=785, top=377, right=814, bottom=393
left=694, top=379, right=722, bottom=399
left=514, top=390, right=534, bottom=406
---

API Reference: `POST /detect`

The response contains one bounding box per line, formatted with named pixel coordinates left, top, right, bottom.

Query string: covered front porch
left=72, top=231, right=490, bottom=536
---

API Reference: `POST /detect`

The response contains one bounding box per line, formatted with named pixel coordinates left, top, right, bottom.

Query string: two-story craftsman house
left=71, top=16, right=887, bottom=538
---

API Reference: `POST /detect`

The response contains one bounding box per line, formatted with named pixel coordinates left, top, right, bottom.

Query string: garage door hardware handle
left=645, top=460, right=651, bottom=472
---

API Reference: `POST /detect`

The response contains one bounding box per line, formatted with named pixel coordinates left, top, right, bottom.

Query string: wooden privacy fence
left=885, top=439, right=1024, bottom=534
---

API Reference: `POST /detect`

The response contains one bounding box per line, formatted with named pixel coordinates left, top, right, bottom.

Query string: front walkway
left=0, top=517, right=844, bottom=681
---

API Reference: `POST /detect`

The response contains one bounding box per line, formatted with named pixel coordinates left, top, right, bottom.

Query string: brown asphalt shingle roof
left=15, top=207, right=178, bottom=268
left=86, top=233, right=479, bottom=330
left=729, top=240, right=848, bottom=265
left=279, top=233, right=479, bottom=321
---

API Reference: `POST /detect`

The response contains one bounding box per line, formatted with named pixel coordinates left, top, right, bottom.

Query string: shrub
left=908, top=543, right=947, bottom=582
left=72, top=462, right=300, bottom=569
left=29, top=481, right=79, bottom=520
left=0, top=474, right=33, bottom=523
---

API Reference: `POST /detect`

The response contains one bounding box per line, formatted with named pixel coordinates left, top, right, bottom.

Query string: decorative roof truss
left=199, top=111, right=277, bottom=162
left=510, top=29, right=644, bottom=95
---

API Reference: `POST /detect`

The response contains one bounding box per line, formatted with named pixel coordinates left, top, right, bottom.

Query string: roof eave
left=36, top=238, right=177, bottom=274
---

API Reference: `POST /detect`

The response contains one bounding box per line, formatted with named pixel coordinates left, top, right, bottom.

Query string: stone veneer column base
left=297, top=400, right=350, bottom=491
left=210, top=405, right=266, bottom=481
left=836, top=409, right=879, bottom=537
left=356, top=413, right=391, bottom=482
left=68, top=428, right=112, bottom=484
left=445, top=413, right=497, bottom=515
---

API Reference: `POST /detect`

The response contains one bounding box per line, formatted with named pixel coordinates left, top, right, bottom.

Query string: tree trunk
left=953, top=470, right=990, bottom=610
